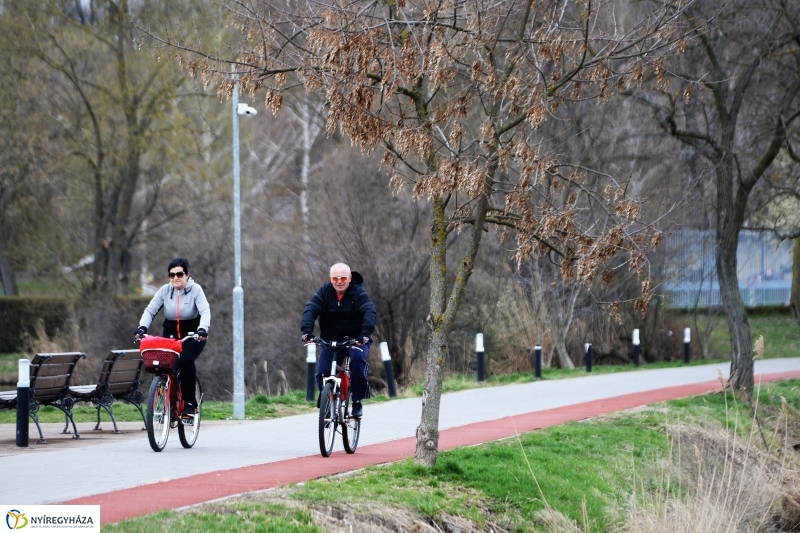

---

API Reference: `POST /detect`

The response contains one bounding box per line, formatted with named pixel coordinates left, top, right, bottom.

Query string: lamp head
left=237, top=103, right=257, bottom=116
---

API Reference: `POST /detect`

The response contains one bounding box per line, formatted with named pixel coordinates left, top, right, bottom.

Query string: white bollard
left=684, top=327, right=691, bottom=363
left=306, top=343, right=317, bottom=402
left=380, top=342, right=397, bottom=397
left=476, top=333, right=485, bottom=382
left=17, top=359, right=30, bottom=447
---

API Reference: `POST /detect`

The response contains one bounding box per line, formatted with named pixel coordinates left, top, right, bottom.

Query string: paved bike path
left=2, top=359, right=799, bottom=524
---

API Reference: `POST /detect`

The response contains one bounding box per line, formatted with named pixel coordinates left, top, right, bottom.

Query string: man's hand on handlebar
left=301, top=333, right=314, bottom=344
left=357, top=336, right=370, bottom=346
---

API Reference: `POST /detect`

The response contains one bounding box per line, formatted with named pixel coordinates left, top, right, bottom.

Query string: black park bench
left=69, top=349, right=146, bottom=433
left=0, top=352, right=86, bottom=444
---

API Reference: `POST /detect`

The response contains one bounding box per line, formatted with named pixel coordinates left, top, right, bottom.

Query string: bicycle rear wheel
left=146, top=375, right=170, bottom=452
left=178, top=377, right=203, bottom=449
left=341, top=388, right=360, bottom=454
left=318, top=382, right=337, bottom=457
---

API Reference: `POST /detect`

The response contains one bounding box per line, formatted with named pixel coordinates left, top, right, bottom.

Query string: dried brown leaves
left=186, top=0, right=689, bottom=318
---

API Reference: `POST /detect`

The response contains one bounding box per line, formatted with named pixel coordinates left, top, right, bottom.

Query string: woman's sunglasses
left=169, top=271, right=186, bottom=279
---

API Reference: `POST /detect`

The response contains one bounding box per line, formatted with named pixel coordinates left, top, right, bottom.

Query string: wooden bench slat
left=35, top=364, right=78, bottom=378
left=33, top=375, right=71, bottom=390
left=108, top=368, right=140, bottom=380
left=111, top=360, right=143, bottom=372
left=0, top=391, right=17, bottom=401
left=70, top=385, right=98, bottom=394
left=33, top=353, right=83, bottom=364
left=33, top=391, right=68, bottom=403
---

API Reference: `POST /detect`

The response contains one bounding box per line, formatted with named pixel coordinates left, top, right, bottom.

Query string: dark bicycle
left=308, top=337, right=362, bottom=457
left=137, top=334, right=203, bottom=452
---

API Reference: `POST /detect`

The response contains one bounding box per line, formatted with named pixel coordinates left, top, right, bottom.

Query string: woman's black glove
left=196, top=328, right=208, bottom=340
left=134, top=326, right=147, bottom=338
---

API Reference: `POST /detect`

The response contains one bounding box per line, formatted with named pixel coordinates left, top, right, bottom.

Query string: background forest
left=0, top=0, right=798, bottom=402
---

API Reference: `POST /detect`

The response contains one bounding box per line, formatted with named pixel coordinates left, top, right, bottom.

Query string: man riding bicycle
left=135, top=257, right=210, bottom=417
left=301, top=263, right=376, bottom=418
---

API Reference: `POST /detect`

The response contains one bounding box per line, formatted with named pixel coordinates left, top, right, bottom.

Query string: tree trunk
left=414, top=190, right=489, bottom=467
left=547, top=286, right=578, bottom=369
left=791, top=237, right=800, bottom=327
left=716, top=158, right=753, bottom=394
left=0, top=223, right=18, bottom=296
left=299, top=97, right=313, bottom=247
left=553, top=337, right=573, bottom=369
left=415, top=327, right=447, bottom=465
left=414, top=195, right=448, bottom=467
left=107, top=156, right=141, bottom=295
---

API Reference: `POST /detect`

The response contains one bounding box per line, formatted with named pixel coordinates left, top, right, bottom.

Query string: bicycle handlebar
left=305, top=336, right=363, bottom=350
left=134, top=333, right=200, bottom=344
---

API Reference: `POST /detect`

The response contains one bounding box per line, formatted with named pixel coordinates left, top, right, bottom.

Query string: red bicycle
left=138, top=334, right=203, bottom=452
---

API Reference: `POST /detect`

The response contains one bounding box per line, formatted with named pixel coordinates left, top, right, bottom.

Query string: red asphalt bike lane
left=63, top=370, right=800, bottom=524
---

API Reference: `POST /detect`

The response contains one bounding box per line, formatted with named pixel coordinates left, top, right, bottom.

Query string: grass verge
left=104, top=378, right=800, bottom=533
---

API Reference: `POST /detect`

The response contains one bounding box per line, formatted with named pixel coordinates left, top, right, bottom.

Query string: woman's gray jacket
left=139, top=278, right=210, bottom=338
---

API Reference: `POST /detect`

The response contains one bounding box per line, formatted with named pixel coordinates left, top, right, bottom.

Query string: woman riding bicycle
left=135, top=257, right=210, bottom=417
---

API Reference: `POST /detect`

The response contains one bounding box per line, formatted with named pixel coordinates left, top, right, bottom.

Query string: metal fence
left=662, top=230, right=793, bottom=308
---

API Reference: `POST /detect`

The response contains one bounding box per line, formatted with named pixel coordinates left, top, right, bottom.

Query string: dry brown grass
left=197, top=489, right=509, bottom=533
left=19, top=318, right=104, bottom=386
left=22, top=319, right=78, bottom=356
left=626, top=406, right=800, bottom=533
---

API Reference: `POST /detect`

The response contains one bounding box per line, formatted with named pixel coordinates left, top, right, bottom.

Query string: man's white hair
left=329, top=263, right=351, bottom=276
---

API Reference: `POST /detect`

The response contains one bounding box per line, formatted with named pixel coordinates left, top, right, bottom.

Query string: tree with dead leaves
left=158, top=0, right=697, bottom=465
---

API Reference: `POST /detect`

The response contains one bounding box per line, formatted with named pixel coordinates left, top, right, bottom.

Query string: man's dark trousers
left=316, top=342, right=370, bottom=401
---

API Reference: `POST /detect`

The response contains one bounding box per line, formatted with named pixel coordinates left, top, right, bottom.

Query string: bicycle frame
left=322, top=354, right=351, bottom=422
left=312, top=337, right=362, bottom=456
left=324, top=356, right=351, bottom=396
left=164, top=373, right=187, bottom=427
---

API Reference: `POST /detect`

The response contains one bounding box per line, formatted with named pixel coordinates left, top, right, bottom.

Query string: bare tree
left=632, top=0, right=800, bottom=393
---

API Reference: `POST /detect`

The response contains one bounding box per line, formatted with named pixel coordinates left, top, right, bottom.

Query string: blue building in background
left=663, top=230, right=794, bottom=308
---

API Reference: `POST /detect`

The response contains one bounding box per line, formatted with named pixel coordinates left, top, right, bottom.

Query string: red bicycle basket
left=139, top=336, right=182, bottom=374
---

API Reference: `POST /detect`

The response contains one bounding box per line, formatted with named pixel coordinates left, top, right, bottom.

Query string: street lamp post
left=232, top=75, right=257, bottom=420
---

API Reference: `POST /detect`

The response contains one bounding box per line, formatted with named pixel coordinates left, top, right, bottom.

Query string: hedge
left=0, top=296, right=151, bottom=353
left=0, top=297, right=71, bottom=353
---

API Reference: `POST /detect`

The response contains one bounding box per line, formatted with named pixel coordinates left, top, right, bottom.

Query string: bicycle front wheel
left=146, top=375, right=170, bottom=452
left=178, top=377, right=203, bottom=449
left=341, top=388, right=360, bottom=454
left=318, top=382, right=337, bottom=457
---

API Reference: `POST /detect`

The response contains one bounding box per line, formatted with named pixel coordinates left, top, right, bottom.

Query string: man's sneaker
left=351, top=401, right=363, bottom=418
left=181, top=402, right=197, bottom=418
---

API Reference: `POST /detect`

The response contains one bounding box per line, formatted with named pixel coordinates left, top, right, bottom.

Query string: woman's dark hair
left=168, top=257, right=190, bottom=274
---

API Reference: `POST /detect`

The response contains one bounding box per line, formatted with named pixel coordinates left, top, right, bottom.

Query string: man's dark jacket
left=301, top=271, right=376, bottom=342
